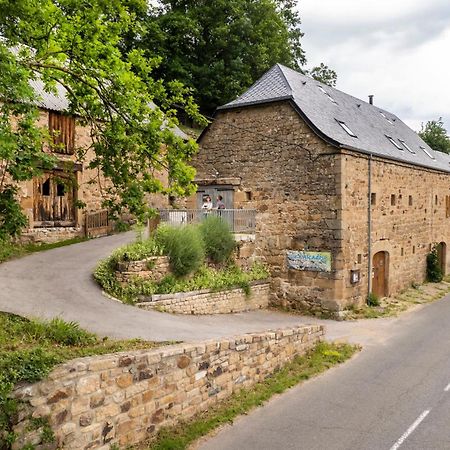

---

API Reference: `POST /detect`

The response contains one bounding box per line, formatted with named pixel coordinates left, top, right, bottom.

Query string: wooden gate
left=372, top=251, right=389, bottom=298
left=33, top=171, right=76, bottom=226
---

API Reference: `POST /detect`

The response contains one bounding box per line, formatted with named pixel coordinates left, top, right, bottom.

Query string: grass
left=0, top=312, right=160, bottom=448
left=133, top=342, right=358, bottom=450
left=0, top=236, right=88, bottom=264
left=345, top=276, right=450, bottom=320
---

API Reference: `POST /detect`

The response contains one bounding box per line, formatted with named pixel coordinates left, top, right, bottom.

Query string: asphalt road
left=0, top=232, right=318, bottom=342
left=199, top=293, right=450, bottom=450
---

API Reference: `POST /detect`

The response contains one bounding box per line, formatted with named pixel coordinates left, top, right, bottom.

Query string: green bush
left=427, top=245, right=443, bottom=283
left=199, top=216, right=236, bottom=264
left=113, top=238, right=164, bottom=263
left=367, top=292, right=380, bottom=307
left=156, top=225, right=205, bottom=276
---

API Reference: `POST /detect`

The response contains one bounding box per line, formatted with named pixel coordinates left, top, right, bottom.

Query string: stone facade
left=194, top=101, right=450, bottom=314
left=12, top=109, right=170, bottom=244
left=136, top=282, right=270, bottom=314
left=194, top=102, right=343, bottom=314
left=115, top=256, right=170, bottom=284
left=12, top=325, right=324, bottom=450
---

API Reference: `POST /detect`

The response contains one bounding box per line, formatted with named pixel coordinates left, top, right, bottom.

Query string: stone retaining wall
left=12, top=325, right=324, bottom=450
left=115, top=256, right=170, bottom=284
left=136, top=282, right=270, bottom=314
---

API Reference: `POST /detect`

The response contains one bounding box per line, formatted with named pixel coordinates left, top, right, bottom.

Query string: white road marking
left=444, top=383, right=450, bottom=392
left=389, top=409, right=431, bottom=450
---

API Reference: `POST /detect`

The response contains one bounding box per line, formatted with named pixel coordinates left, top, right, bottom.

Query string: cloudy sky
left=299, top=0, right=450, bottom=132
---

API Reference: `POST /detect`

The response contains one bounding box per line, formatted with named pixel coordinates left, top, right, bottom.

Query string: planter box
left=136, top=281, right=270, bottom=315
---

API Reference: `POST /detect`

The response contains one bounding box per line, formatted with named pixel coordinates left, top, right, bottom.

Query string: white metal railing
left=158, top=209, right=256, bottom=233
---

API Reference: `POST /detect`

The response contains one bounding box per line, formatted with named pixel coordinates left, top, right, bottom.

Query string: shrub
left=114, top=238, right=164, bottom=262
left=199, top=216, right=236, bottom=264
left=427, top=245, right=443, bottom=283
left=367, top=292, right=380, bottom=307
left=156, top=225, right=205, bottom=276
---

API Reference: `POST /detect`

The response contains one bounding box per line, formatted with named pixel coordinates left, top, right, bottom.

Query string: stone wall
left=115, top=256, right=170, bottom=284
left=136, top=282, right=270, bottom=314
left=12, top=325, right=324, bottom=450
left=340, top=152, right=450, bottom=307
left=194, top=101, right=344, bottom=314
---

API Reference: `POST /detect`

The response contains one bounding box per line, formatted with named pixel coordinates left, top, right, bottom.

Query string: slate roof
left=30, top=78, right=189, bottom=140
left=219, top=64, right=450, bottom=173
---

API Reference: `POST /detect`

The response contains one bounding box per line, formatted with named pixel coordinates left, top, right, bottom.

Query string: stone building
left=193, top=64, right=450, bottom=315
left=9, top=80, right=186, bottom=243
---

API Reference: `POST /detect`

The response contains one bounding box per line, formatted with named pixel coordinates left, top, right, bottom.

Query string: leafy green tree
left=419, top=118, right=450, bottom=154
left=134, top=0, right=309, bottom=114
left=0, top=0, right=204, bottom=239
left=308, top=63, right=337, bottom=87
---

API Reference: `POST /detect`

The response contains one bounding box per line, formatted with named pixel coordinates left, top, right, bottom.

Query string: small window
left=336, top=120, right=357, bottom=138
left=420, top=146, right=436, bottom=160
left=435, top=195, right=438, bottom=205
left=379, top=111, right=393, bottom=124
left=42, top=179, right=50, bottom=196
left=401, top=248, right=404, bottom=256
left=245, top=191, right=252, bottom=201
left=409, top=195, right=413, bottom=206
left=412, top=245, right=416, bottom=254
left=57, top=183, right=65, bottom=197
left=446, top=195, right=450, bottom=218
left=399, top=139, right=415, bottom=154
left=386, top=135, right=403, bottom=150
left=357, top=254, right=362, bottom=264
left=371, top=193, right=376, bottom=205
left=391, top=194, right=396, bottom=206
left=317, top=86, right=337, bottom=104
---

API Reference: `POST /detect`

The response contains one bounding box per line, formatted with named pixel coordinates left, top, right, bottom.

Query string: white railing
left=158, top=209, right=256, bottom=233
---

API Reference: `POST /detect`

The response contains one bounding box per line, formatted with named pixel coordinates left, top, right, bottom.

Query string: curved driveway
left=0, top=233, right=318, bottom=342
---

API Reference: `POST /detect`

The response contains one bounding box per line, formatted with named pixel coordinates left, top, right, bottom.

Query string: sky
left=299, top=0, right=450, bottom=132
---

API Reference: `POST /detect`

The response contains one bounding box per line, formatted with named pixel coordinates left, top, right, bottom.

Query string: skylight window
left=399, top=139, right=415, bottom=154
left=336, top=120, right=357, bottom=138
left=420, top=145, right=436, bottom=160
left=380, top=111, right=393, bottom=124
left=386, top=135, right=403, bottom=150
left=317, top=86, right=337, bottom=104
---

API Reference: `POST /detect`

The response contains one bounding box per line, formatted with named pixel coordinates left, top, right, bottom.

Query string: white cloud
left=299, top=0, right=450, bottom=131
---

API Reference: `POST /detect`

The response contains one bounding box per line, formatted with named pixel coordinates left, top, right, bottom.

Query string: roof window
left=336, top=120, right=357, bottom=138
left=399, top=139, right=415, bottom=154
left=317, top=86, right=337, bottom=104
left=420, top=146, right=436, bottom=160
left=380, top=111, right=393, bottom=124
left=386, top=135, right=403, bottom=150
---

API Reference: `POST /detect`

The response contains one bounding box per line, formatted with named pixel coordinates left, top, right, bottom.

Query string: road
left=199, top=292, right=450, bottom=450
left=0, top=232, right=320, bottom=342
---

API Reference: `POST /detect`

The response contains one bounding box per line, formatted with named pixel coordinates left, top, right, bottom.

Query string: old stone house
left=10, top=79, right=187, bottom=243
left=193, top=64, right=450, bottom=315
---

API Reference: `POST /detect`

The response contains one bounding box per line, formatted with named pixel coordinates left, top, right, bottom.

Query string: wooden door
left=437, top=242, right=447, bottom=275
left=34, top=171, right=76, bottom=226
left=372, top=251, right=388, bottom=298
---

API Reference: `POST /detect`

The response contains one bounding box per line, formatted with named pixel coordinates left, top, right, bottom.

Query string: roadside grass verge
left=345, top=276, right=450, bottom=320
left=0, top=236, right=89, bottom=264
left=0, top=312, right=160, bottom=448
left=134, top=342, right=358, bottom=450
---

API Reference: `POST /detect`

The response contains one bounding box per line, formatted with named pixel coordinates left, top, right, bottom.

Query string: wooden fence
left=85, top=209, right=112, bottom=238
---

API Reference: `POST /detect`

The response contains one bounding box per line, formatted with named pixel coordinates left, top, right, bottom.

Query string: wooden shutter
left=49, top=112, right=75, bottom=154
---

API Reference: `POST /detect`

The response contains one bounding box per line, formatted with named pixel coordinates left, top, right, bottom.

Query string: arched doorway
left=436, top=242, right=447, bottom=275
left=372, top=251, right=389, bottom=298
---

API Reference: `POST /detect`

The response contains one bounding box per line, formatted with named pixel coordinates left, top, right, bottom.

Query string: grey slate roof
left=219, top=64, right=450, bottom=173
left=30, top=78, right=189, bottom=140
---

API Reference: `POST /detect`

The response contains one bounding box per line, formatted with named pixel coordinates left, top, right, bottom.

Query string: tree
left=308, top=63, right=337, bottom=87
left=419, top=118, right=450, bottom=154
left=132, top=0, right=309, bottom=114
left=0, top=0, right=204, bottom=239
